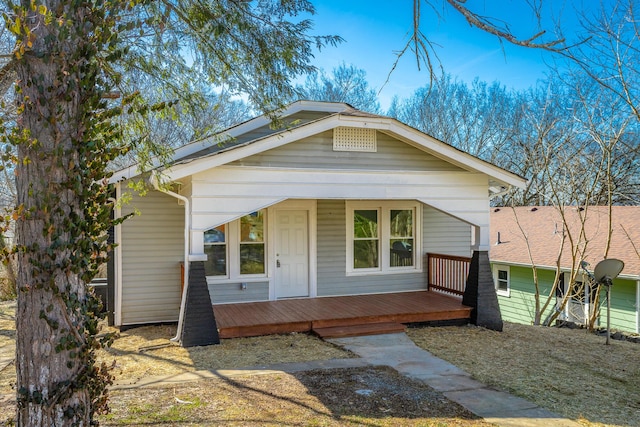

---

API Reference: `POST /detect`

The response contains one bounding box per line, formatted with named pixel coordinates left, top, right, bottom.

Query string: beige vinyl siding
left=120, top=189, right=184, bottom=325
left=230, top=130, right=463, bottom=171
left=210, top=282, right=269, bottom=304
left=316, top=200, right=471, bottom=297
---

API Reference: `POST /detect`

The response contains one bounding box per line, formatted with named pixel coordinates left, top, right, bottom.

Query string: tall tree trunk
left=12, top=0, right=110, bottom=424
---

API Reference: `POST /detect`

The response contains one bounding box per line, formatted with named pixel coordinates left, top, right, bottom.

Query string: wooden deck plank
left=313, top=322, right=406, bottom=339
left=213, top=291, right=471, bottom=338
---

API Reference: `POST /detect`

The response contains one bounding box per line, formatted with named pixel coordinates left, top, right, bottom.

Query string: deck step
left=312, top=322, right=406, bottom=339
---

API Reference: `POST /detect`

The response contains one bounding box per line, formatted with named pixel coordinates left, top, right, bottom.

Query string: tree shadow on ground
left=102, top=366, right=493, bottom=426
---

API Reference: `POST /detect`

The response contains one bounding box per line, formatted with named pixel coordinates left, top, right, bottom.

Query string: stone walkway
left=329, top=333, right=580, bottom=427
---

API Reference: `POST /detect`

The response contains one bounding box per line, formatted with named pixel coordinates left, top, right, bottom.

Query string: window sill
left=207, top=277, right=268, bottom=285
left=346, top=268, right=423, bottom=277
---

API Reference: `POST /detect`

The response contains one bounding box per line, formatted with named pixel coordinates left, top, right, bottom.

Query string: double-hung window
left=239, top=211, right=265, bottom=275
left=390, top=209, right=414, bottom=267
left=347, top=202, right=420, bottom=274
left=204, top=224, right=227, bottom=277
left=204, top=210, right=266, bottom=279
left=353, top=209, right=379, bottom=269
left=493, top=264, right=510, bottom=296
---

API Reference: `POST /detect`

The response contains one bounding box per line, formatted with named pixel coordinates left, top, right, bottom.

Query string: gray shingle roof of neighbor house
left=109, top=100, right=527, bottom=192
left=490, top=206, right=640, bottom=279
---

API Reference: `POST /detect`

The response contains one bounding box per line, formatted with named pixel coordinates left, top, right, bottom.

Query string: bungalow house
left=490, top=206, right=640, bottom=334
left=107, top=101, right=527, bottom=345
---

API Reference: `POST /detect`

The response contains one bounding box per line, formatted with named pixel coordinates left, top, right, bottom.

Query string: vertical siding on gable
left=120, top=189, right=184, bottom=325
left=316, top=200, right=472, bottom=297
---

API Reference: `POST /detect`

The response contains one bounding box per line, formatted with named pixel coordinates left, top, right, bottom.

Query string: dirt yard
left=102, top=366, right=491, bottom=426
left=0, top=301, right=489, bottom=426
left=1, top=300, right=639, bottom=426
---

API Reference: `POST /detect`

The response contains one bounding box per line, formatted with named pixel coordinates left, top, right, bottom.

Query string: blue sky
left=306, top=1, right=591, bottom=109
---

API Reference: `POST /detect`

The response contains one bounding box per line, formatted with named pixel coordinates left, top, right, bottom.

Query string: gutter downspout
left=150, top=171, right=189, bottom=343
left=489, top=184, right=513, bottom=200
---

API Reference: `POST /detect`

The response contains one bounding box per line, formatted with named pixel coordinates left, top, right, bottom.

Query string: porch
left=214, top=289, right=472, bottom=339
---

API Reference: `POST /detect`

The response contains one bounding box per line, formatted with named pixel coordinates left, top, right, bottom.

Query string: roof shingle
left=490, top=206, right=640, bottom=278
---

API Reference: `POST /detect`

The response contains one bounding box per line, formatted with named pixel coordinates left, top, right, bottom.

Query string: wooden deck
left=213, top=291, right=472, bottom=339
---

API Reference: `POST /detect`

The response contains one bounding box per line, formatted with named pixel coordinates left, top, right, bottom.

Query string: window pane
left=570, top=281, right=588, bottom=303
left=204, top=225, right=225, bottom=243
left=204, top=244, right=226, bottom=276
left=354, top=240, right=378, bottom=269
left=240, top=244, right=265, bottom=274
left=241, top=211, right=264, bottom=243
left=354, top=210, right=378, bottom=238
left=497, top=269, right=508, bottom=291
left=390, top=209, right=413, bottom=238
left=390, top=239, right=413, bottom=267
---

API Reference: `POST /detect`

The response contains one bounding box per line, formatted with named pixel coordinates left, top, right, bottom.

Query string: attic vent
left=333, top=127, right=377, bottom=152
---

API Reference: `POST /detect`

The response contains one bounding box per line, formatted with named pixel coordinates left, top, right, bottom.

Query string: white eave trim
left=163, top=117, right=336, bottom=182
left=382, top=120, right=526, bottom=189
left=489, top=259, right=640, bottom=281
left=162, top=114, right=526, bottom=189
left=108, top=101, right=352, bottom=184
left=169, top=101, right=351, bottom=162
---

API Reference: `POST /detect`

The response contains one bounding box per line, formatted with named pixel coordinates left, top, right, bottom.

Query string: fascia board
left=334, top=114, right=526, bottom=188
left=163, top=115, right=342, bottom=181
left=162, top=112, right=526, bottom=189
left=490, top=260, right=639, bottom=281
left=170, top=101, right=350, bottom=162
left=384, top=121, right=527, bottom=189
left=110, top=164, right=142, bottom=183
left=109, top=101, right=351, bottom=184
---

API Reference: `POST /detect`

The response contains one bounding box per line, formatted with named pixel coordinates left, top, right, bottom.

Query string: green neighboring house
left=490, top=206, right=640, bottom=334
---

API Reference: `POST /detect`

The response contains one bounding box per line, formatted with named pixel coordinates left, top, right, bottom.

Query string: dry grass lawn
left=407, top=323, right=640, bottom=427
left=101, top=322, right=352, bottom=386
left=2, top=299, right=639, bottom=426
left=102, top=366, right=490, bottom=426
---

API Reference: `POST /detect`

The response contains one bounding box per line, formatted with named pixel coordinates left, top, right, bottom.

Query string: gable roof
left=490, top=206, right=640, bottom=279
left=110, top=100, right=527, bottom=192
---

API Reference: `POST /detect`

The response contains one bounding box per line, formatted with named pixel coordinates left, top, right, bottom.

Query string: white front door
left=275, top=209, right=309, bottom=298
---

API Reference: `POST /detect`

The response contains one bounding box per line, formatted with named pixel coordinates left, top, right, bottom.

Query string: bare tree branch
left=0, top=59, right=16, bottom=98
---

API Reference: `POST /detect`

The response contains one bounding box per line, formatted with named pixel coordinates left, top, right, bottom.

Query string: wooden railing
left=426, top=253, right=471, bottom=296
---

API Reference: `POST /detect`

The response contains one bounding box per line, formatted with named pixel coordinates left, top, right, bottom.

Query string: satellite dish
left=594, top=259, right=624, bottom=285
left=592, top=258, right=624, bottom=346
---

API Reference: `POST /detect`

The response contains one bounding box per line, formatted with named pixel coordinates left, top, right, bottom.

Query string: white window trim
left=493, top=264, right=510, bottom=297
left=206, top=211, right=268, bottom=282
left=346, top=201, right=422, bottom=276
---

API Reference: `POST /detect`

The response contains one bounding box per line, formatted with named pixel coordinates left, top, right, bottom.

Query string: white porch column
left=472, top=224, right=491, bottom=251
left=191, top=230, right=205, bottom=258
